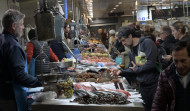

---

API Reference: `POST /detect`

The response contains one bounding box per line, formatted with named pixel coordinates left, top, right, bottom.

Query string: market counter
left=32, top=98, right=144, bottom=111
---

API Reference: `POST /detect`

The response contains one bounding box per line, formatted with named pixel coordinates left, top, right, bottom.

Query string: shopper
left=49, top=23, right=70, bottom=61
left=171, top=21, right=190, bottom=42
left=50, top=39, right=66, bottom=61
left=113, top=32, right=125, bottom=54
left=108, top=29, right=116, bottom=53
left=64, top=23, right=71, bottom=46
left=26, top=29, right=59, bottom=75
left=0, top=9, right=42, bottom=111
left=152, top=41, right=190, bottom=111
left=110, top=26, right=159, bottom=111
left=98, top=28, right=108, bottom=48
left=159, top=26, right=176, bottom=55
left=143, top=24, right=168, bottom=70
left=162, top=21, right=190, bottom=63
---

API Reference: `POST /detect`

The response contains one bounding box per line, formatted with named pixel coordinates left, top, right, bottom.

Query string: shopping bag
left=65, top=48, right=82, bottom=61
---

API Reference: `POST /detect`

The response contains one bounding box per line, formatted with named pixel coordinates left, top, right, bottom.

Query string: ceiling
left=87, top=0, right=188, bottom=19
left=93, top=0, right=134, bottom=18
left=60, top=0, right=188, bottom=19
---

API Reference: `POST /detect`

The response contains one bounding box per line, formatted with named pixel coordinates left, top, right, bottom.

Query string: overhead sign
left=137, top=10, right=152, bottom=21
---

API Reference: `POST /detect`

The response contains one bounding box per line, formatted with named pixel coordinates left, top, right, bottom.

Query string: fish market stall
left=32, top=99, right=144, bottom=111
left=31, top=76, right=144, bottom=111
left=32, top=82, right=144, bottom=111
left=30, top=39, right=144, bottom=111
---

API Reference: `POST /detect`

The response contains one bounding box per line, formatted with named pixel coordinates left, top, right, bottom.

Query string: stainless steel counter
left=32, top=98, right=145, bottom=111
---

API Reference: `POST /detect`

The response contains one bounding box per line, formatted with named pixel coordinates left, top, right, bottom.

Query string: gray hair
left=161, top=25, right=172, bottom=34
left=2, top=9, right=25, bottom=30
left=109, top=29, right=116, bottom=36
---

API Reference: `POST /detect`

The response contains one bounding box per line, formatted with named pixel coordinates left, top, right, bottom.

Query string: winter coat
left=151, top=63, right=176, bottom=111
left=114, top=39, right=125, bottom=53
left=50, top=39, right=66, bottom=61
left=160, top=34, right=176, bottom=55
left=155, top=42, right=168, bottom=70
left=181, top=34, right=190, bottom=42
left=0, top=31, right=42, bottom=101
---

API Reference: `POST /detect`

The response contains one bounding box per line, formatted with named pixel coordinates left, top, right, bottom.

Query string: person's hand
left=115, top=50, right=120, bottom=55
left=110, top=68, right=121, bottom=77
left=162, top=55, right=172, bottom=61
left=129, top=61, right=136, bottom=72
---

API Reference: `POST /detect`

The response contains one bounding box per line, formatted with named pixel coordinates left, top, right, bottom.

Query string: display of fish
left=72, top=90, right=130, bottom=104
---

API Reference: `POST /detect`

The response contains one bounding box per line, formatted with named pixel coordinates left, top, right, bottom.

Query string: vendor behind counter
left=26, top=29, right=58, bottom=76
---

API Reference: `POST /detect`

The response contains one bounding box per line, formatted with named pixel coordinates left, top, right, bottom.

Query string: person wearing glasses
left=159, top=26, right=176, bottom=55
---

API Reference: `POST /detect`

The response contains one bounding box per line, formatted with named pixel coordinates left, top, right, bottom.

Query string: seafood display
left=88, top=39, right=101, bottom=44
left=72, top=90, right=130, bottom=104
left=34, top=39, right=143, bottom=108
left=74, top=69, right=119, bottom=83
left=80, top=42, right=113, bottom=64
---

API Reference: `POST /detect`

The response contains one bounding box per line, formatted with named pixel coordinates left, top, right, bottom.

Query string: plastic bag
left=29, top=91, right=57, bottom=102
left=65, top=48, right=82, bottom=61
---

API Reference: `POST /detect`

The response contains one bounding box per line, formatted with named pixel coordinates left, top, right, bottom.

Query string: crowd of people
left=107, top=22, right=190, bottom=111
left=0, top=9, right=190, bottom=111
left=96, top=20, right=190, bottom=111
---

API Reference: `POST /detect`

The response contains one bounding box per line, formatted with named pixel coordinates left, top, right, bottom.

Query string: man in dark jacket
left=159, top=26, right=176, bottom=55
left=110, top=26, right=159, bottom=111
left=0, top=9, right=42, bottom=111
left=50, top=39, right=66, bottom=61
left=152, top=41, right=190, bottom=111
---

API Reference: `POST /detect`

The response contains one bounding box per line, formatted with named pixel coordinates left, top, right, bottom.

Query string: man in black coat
left=159, top=26, right=176, bottom=55
left=0, top=9, right=42, bottom=111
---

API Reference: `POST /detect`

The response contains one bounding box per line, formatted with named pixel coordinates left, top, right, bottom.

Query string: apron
left=12, top=61, right=28, bottom=111
left=28, top=58, right=35, bottom=77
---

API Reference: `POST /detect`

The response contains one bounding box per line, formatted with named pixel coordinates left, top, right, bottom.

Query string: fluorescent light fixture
left=118, top=2, right=122, bottom=4
left=87, top=0, right=93, bottom=18
left=115, top=5, right=119, bottom=7
left=88, top=7, right=93, bottom=10
left=135, top=1, right=138, bottom=6
left=113, top=8, right=116, bottom=10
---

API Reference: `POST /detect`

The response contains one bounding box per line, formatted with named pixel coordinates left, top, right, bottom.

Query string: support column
left=64, top=0, right=68, bottom=19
